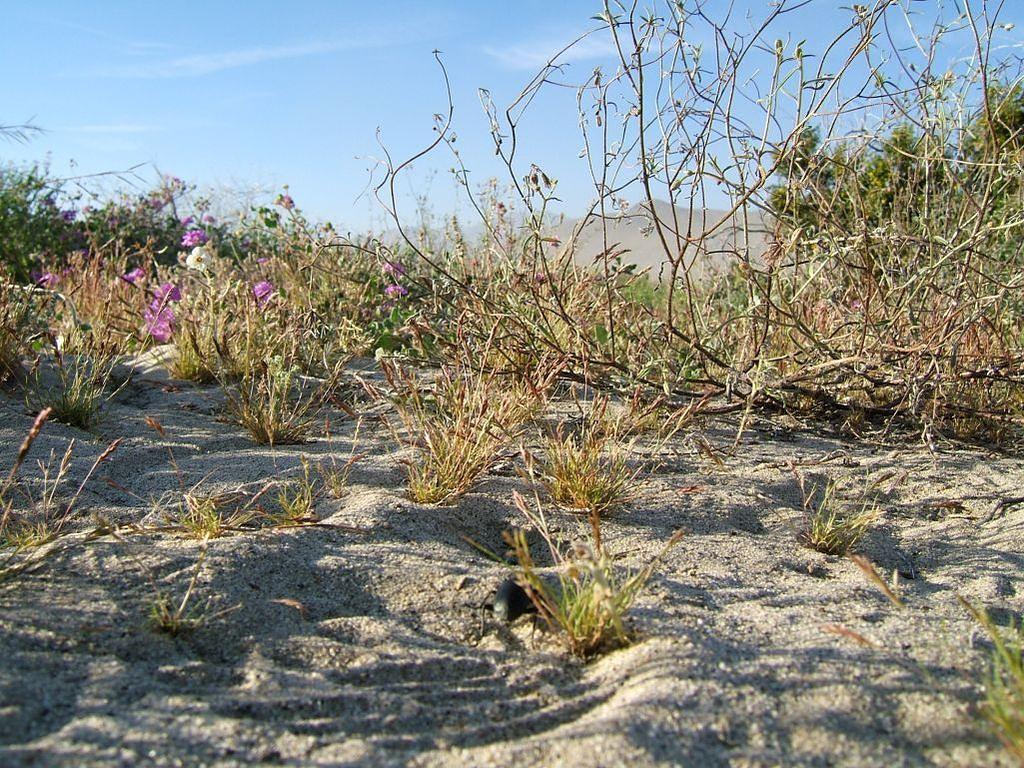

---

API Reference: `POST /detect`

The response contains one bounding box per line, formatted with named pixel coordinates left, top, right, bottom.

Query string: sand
left=0, top=354, right=1020, bottom=767
left=556, top=200, right=770, bottom=281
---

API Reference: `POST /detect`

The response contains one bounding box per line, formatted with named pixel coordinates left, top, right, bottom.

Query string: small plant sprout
left=507, top=490, right=682, bottom=658
left=148, top=549, right=237, bottom=637
left=270, top=458, right=319, bottom=526
left=320, top=417, right=363, bottom=499
left=796, top=477, right=878, bottom=556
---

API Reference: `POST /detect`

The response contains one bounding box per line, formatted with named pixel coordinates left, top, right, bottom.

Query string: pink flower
left=382, top=261, right=406, bottom=278
left=144, top=304, right=175, bottom=342
left=122, top=267, right=146, bottom=285
left=252, top=280, right=275, bottom=307
left=33, top=272, right=59, bottom=288
left=384, top=284, right=408, bottom=299
left=144, top=283, right=182, bottom=342
left=153, top=283, right=182, bottom=303
left=180, top=229, right=208, bottom=248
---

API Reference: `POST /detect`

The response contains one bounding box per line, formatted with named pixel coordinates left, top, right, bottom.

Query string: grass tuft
left=803, top=503, right=876, bottom=557
left=795, top=476, right=877, bottom=556
left=269, top=458, right=319, bottom=526
left=173, top=491, right=256, bottom=540
left=27, top=328, right=122, bottom=429
left=536, top=400, right=642, bottom=517
left=148, top=550, right=237, bottom=637
left=389, top=364, right=531, bottom=505
left=961, top=597, right=1024, bottom=761
left=507, top=489, right=682, bottom=658
left=223, top=355, right=326, bottom=445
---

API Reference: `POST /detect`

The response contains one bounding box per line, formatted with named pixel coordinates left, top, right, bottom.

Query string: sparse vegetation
left=962, top=598, right=1024, bottom=761
left=0, top=408, right=119, bottom=551
left=389, top=363, right=533, bottom=504
left=507, top=490, right=682, bottom=658
left=148, top=550, right=235, bottom=637
left=796, top=478, right=877, bottom=556
left=2, top=2, right=1024, bottom=764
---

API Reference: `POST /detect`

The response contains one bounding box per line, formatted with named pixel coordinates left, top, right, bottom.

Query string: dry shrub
left=372, top=1, right=1024, bottom=445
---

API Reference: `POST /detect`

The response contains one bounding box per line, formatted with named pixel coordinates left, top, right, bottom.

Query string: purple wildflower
left=144, top=283, right=181, bottom=343
left=382, top=261, right=406, bottom=278
left=122, top=266, right=146, bottom=285
left=202, top=214, right=216, bottom=224
left=179, top=215, right=195, bottom=227
left=252, top=280, right=275, bottom=308
left=143, top=303, right=175, bottom=342
left=384, top=284, right=409, bottom=299
left=180, top=229, right=208, bottom=248
left=276, top=193, right=295, bottom=210
left=32, top=271, right=59, bottom=288
left=153, top=282, right=182, bottom=303
left=60, top=209, right=76, bottom=223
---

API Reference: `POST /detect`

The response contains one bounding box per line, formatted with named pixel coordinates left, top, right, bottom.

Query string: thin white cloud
left=483, top=32, right=616, bottom=71
left=86, top=37, right=382, bottom=79
left=61, top=123, right=158, bottom=135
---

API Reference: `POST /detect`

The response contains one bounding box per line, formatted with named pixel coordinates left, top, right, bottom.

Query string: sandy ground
left=1, top=355, right=1021, bottom=767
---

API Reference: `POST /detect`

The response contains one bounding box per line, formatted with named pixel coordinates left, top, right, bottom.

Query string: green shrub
left=0, top=164, right=82, bottom=281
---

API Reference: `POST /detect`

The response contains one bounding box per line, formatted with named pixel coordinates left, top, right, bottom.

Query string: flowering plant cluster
left=0, top=164, right=85, bottom=281
left=143, top=283, right=182, bottom=343
left=180, top=229, right=208, bottom=248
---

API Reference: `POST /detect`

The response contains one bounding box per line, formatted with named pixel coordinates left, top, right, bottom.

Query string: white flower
left=185, top=245, right=212, bottom=271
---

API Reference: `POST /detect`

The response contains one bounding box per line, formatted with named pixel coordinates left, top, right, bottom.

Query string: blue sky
left=3, top=1, right=1023, bottom=231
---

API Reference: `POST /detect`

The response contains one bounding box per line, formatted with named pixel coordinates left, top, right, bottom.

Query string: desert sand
left=557, top=201, right=770, bottom=280
left=0, top=353, right=1020, bottom=767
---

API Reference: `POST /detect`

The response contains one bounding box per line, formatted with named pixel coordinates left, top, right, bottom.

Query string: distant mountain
left=552, top=199, right=770, bottom=281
